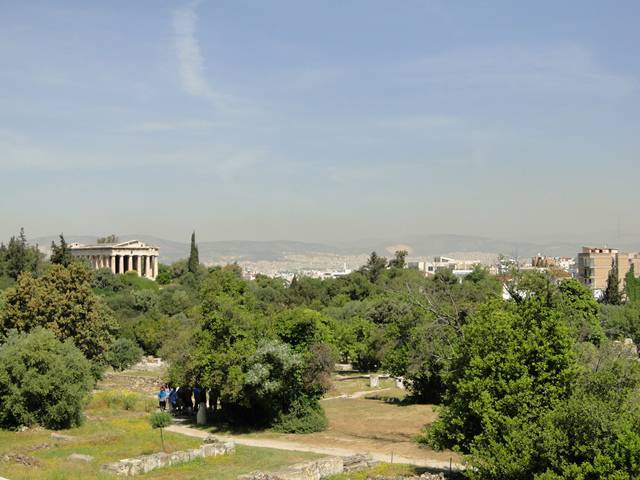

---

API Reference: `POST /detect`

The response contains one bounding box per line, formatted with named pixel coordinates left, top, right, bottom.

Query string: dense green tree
left=602, top=264, right=623, bottom=305
left=1, top=263, right=118, bottom=364
left=3, top=228, right=41, bottom=280
left=360, top=251, right=387, bottom=283
left=427, top=299, right=577, bottom=457
left=92, top=267, right=125, bottom=292
left=600, top=303, right=640, bottom=344
left=156, top=263, right=172, bottom=284
left=534, top=343, right=640, bottom=479
left=288, top=275, right=330, bottom=306
left=274, top=307, right=335, bottom=353
left=50, top=233, right=73, bottom=267
left=556, top=278, right=603, bottom=343
left=188, top=231, right=199, bottom=274
left=388, top=250, right=408, bottom=269
left=624, top=264, right=640, bottom=304
left=105, top=337, right=143, bottom=371
left=0, top=328, right=94, bottom=429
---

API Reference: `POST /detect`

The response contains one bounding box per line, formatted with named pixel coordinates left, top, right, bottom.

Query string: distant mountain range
left=31, top=233, right=640, bottom=265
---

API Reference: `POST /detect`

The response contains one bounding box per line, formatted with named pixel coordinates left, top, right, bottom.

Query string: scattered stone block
left=68, top=453, right=94, bottom=463
left=369, top=375, right=379, bottom=388
left=50, top=432, right=75, bottom=442
left=343, top=453, right=378, bottom=472
left=203, top=434, right=220, bottom=444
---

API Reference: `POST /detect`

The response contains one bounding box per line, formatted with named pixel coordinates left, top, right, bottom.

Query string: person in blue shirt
left=158, top=385, right=168, bottom=411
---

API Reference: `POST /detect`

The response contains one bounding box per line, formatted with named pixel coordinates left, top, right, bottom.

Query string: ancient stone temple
left=69, top=240, right=160, bottom=280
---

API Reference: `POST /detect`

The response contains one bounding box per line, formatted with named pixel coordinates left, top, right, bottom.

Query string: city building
left=576, top=246, right=640, bottom=292
left=407, top=256, right=481, bottom=278
left=530, top=254, right=575, bottom=275
left=69, top=239, right=160, bottom=280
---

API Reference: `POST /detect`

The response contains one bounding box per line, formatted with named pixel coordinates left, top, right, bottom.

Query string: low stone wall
left=238, top=454, right=378, bottom=480
left=369, top=474, right=448, bottom=480
left=100, top=439, right=234, bottom=476
left=342, top=453, right=379, bottom=472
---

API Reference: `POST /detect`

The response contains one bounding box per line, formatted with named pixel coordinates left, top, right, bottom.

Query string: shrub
left=272, top=396, right=328, bottom=433
left=149, top=411, right=172, bottom=451
left=106, top=337, right=143, bottom=371
left=0, top=328, right=94, bottom=429
left=93, top=389, right=143, bottom=411
left=122, top=271, right=159, bottom=290
left=92, top=268, right=124, bottom=292
left=121, top=392, right=138, bottom=411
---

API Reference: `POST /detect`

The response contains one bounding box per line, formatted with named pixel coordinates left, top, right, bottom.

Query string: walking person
left=158, top=385, right=168, bottom=411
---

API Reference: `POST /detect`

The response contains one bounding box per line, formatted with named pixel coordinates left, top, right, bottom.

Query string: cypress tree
left=188, top=231, right=199, bottom=274
left=50, top=234, right=72, bottom=267
left=602, top=262, right=622, bottom=305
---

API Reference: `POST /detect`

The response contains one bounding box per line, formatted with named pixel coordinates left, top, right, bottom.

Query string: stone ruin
left=100, top=436, right=234, bottom=476
left=368, top=474, right=448, bottom=480
left=237, top=453, right=378, bottom=480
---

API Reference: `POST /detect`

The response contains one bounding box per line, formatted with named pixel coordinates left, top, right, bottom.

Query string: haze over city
left=1, top=1, right=639, bottom=244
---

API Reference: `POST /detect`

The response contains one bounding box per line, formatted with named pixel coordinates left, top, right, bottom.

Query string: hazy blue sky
left=1, top=1, right=638, bottom=243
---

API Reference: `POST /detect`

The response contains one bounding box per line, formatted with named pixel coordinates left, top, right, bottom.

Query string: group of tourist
left=157, top=384, right=209, bottom=413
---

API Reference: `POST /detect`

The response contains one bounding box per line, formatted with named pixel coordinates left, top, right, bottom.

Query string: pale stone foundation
left=100, top=438, right=235, bottom=476
left=237, top=453, right=378, bottom=480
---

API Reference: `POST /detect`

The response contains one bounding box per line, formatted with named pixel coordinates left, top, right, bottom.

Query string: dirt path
left=166, top=423, right=464, bottom=471
left=321, top=388, right=391, bottom=401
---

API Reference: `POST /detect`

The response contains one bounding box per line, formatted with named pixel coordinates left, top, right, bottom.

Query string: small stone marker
left=51, top=432, right=75, bottom=442
left=196, top=402, right=207, bottom=425
left=369, top=375, right=379, bottom=388
left=68, top=453, right=94, bottom=463
left=395, top=377, right=405, bottom=389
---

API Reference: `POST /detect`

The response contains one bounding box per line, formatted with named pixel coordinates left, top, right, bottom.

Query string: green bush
left=272, top=396, right=328, bottom=433
left=149, top=411, right=173, bottom=451
left=0, top=328, right=94, bottom=429
left=106, top=337, right=143, bottom=371
left=93, top=389, right=143, bottom=411
left=92, top=268, right=124, bottom=292
left=121, top=271, right=159, bottom=290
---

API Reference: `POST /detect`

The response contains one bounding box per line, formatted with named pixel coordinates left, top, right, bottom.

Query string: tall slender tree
left=188, top=231, right=199, bottom=274
left=602, top=262, right=622, bottom=305
left=50, top=234, right=73, bottom=267
left=4, top=228, right=39, bottom=280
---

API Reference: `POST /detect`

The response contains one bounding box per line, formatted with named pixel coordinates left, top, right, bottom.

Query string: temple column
left=136, top=255, right=143, bottom=276
left=152, top=256, right=158, bottom=280
left=127, top=255, right=133, bottom=272
left=145, top=256, right=150, bottom=278
left=110, top=256, right=116, bottom=274
left=118, top=255, right=124, bottom=274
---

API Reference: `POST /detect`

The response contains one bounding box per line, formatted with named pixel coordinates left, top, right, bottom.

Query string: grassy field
left=0, top=390, right=319, bottom=480
left=1, top=369, right=456, bottom=479
left=326, top=376, right=398, bottom=397
left=208, top=374, right=456, bottom=466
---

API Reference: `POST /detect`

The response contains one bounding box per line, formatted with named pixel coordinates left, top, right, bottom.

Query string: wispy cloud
left=123, top=119, right=222, bottom=133
left=172, top=1, right=227, bottom=109
left=375, top=115, right=458, bottom=130
left=402, top=45, right=637, bottom=96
